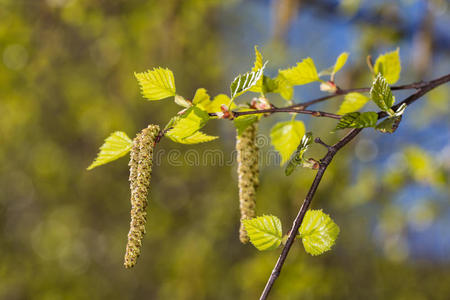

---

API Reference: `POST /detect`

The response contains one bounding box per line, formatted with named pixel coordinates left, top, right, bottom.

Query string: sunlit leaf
left=375, top=104, right=407, bottom=133
left=285, top=132, right=314, bottom=176
left=270, top=120, right=305, bottom=165
left=174, top=95, right=191, bottom=108
left=370, top=73, right=395, bottom=112
left=169, top=131, right=218, bottom=144
left=230, top=62, right=267, bottom=99
left=299, top=210, right=340, bottom=256
left=234, top=113, right=261, bottom=136
left=166, top=106, right=209, bottom=141
left=335, top=112, right=378, bottom=130
left=332, top=52, right=349, bottom=76
left=374, top=48, right=401, bottom=84
left=279, top=57, right=319, bottom=86
left=87, top=131, right=133, bottom=170
left=274, top=74, right=294, bottom=100
left=252, top=45, right=263, bottom=72
left=202, top=94, right=234, bottom=114
left=337, top=92, right=369, bottom=115
left=243, top=215, right=283, bottom=251
left=192, top=88, right=210, bottom=106
left=135, top=67, right=176, bottom=100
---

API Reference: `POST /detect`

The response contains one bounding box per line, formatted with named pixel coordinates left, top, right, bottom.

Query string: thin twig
left=259, top=73, right=450, bottom=300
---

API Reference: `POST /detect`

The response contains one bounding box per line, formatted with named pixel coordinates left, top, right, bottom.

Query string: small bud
left=320, top=81, right=337, bottom=93
left=174, top=95, right=192, bottom=108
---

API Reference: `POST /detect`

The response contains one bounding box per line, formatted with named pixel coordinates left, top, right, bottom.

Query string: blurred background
left=0, top=0, right=449, bottom=299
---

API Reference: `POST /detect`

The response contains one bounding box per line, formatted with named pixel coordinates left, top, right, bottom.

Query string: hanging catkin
left=236, top=123, right=259, bottom=243
left=124, top=124, right=160, bottom=268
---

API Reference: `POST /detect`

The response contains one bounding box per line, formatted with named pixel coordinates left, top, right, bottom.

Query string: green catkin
left=236, top=123, right=259, bottom=243
left=124, top=124, right=160, bottom=268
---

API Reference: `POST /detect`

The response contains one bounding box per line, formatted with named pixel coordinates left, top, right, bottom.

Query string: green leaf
left=285, top=132, right=314, bottom=176
left=202, top=94, right=235, bottom=114
left=370, top=73, right=395, bottom=112
left=135, top=67, right=176, bottom=100
left=270, top=120, right=306, bottom=165
left=230, top=62, right=267, bottom=99
left=243, top=215, right=283, bottom=251
left=169, top=131, right=218, bottom=144
left=166, top=106, right=209, bottom=141
left=87, top=131, right=133, bottom=170
left=332, top=52, right=349, bottom=76
left=375, top=103, right=407, bottom=133
left=374, top=48, right=401, bottom=84
left=335, top=112, right=378, bottom=130
left=337, top=92, right=370, bottom=115
left=234, top=113, right=261, bottom=136
left=299, top=210, right=340, bottom=256
left=273, top=74, right=294, bottom=100
left=279, top=57, right=319, bottom=86
left=192, top=88, right=210, bottom=106
left=252, top=45, right=263, bottom=72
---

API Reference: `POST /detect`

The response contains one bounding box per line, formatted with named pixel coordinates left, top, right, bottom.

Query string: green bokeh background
left=1, top=0, right=449, bottom=299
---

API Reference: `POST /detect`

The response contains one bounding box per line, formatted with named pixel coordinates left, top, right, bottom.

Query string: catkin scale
left=236, top=123, right=259, bottom=243
left=124, top=124, right=160, bottom=268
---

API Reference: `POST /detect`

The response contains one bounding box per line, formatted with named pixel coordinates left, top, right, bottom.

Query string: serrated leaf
left=285, top=132, right=314, bottom=176
left=299, top=210, right=340, bottom=256
left=374, top=48, right=401, bottom=84
left=335, top=112, right=378, bottom=130
left=192, top=88, right=210, bottom=106
left=252, top=45, right=263, bottom=72
left=337, top=92, right=370, bottom=115
left=270, top=120, right=306, bottom=165
left=202, top=94, right=235, bottom=114
left=332, top=52, right=349, bottom=76
left=243, top=215, right=283, bottom=251
left=169, top=131, right=218, bottom=144
left=87, top=131, right=133, bottom=170
left=234, top=113, right=261, bottom=136
left=166, top=106, right=209, bottom=141
left=279, top=57, right=319, bottom=86
left=370, top=73, right=395, bottom=112
left=274, top=74, right=294, bottom=100
left=230, top=62, right=267, bottom=99
left=375, top=103, right=407, bottom=133
left=135, top=67, right=176, bottom=100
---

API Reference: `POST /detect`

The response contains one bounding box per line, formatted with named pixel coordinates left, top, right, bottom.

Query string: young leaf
left=252, top=45, right=263, bottom=72
left=337, top=92, right=370, bottom=115
left=230, top=62, right=267, bottom=99
left=332, top=52, right=349, bottom=76
left=285, top=132, right=314, bottom=176
left=375, top=103, right=407, bottom=133
left=169, top=131, right=218, bottom=144
left=202, top=94, right=235, bottom=114
left=374, top=48, right=401, bottom=84
left=279, top=57, right=319, bottom=86
left=243, top=215, right=283, bottom=251
left=370, top=73, right=395, bottom=112
left=273, top=74, right=294, bottom=100
left=87, top=131, right=133, bottom=170
left=234, top=114, right=261, bottom=136
left=270, top=120, right=306, bottom=165
left=335, top=112, right=378, bottom=130
left=135, top=67, right=176, bottom=100
left=299, top=210, right=340, bottom=256
left=166, top=106, right=209, bottom=141
left=192, top=88, right=210, bottom=106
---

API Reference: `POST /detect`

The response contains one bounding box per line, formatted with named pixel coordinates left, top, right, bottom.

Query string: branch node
left=314, top=137, right=331, bottom=149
